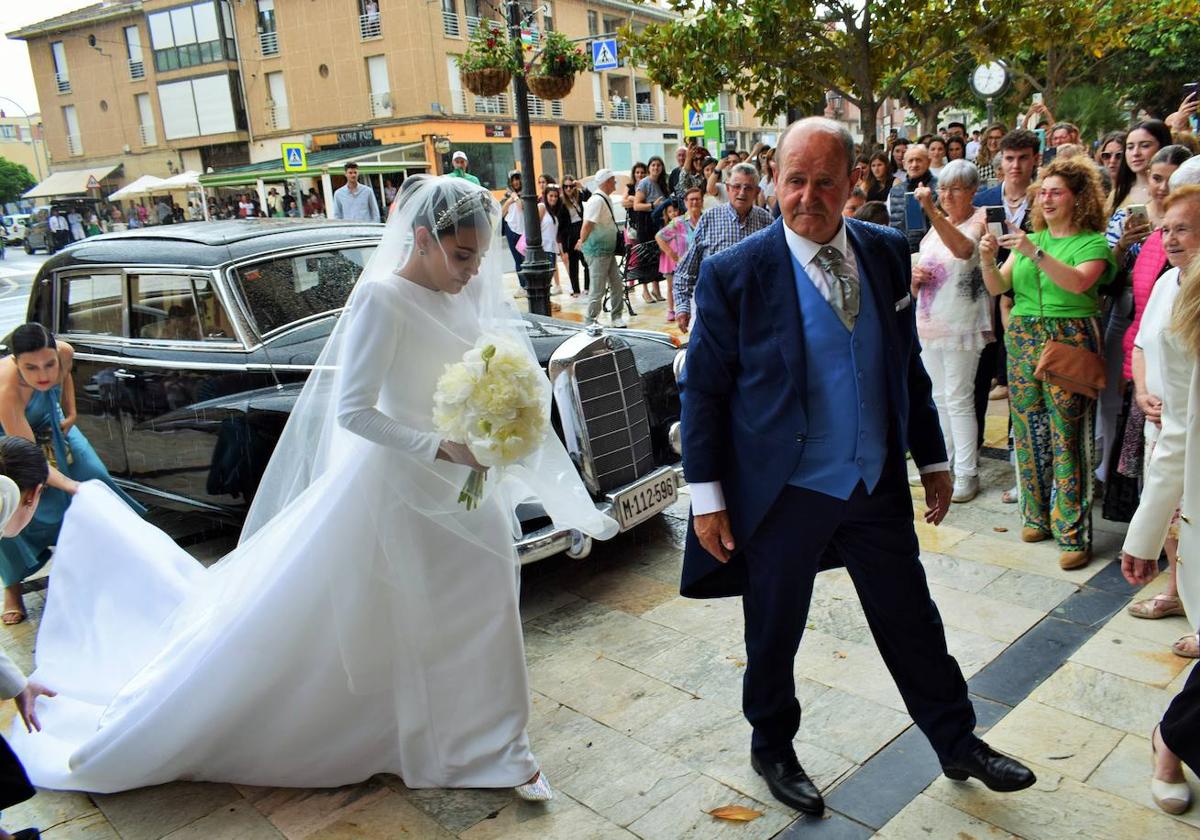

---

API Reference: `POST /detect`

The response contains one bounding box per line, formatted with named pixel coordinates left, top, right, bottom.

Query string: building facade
left=0, top=112, right=48, bottom=183
left=10, top=0, right=781, bottom=203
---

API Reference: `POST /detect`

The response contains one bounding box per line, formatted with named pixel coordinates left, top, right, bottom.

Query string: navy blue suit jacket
left=678, top=217, right=947, bottom=598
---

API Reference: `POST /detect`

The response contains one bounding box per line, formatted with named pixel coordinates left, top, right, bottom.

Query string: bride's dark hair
left=399, top=175, right=498, bottom=236
left=0, top=435, right=49, bottom=492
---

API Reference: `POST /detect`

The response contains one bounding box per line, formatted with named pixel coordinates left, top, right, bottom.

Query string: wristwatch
left=1032, top=247, right=1045, bottom=264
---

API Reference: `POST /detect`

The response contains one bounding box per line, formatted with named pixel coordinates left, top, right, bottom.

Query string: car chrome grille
left=573, top=347, right=654, bottom=492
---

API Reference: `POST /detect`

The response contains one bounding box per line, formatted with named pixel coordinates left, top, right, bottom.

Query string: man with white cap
left=449, top=151, right=481, bottom=186
left=576, top=168, right=625, bottom=327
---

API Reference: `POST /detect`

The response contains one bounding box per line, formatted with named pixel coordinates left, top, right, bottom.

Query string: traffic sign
left=281, top=143, right=307, bottom=172
left=591, top=38, right=618, bottom=71
left=683, top=107, right=705, bottom=137
left=86, top=175, right=101, bottom=189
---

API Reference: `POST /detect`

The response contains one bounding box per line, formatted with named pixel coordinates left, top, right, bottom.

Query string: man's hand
left=694, top=510, right=735, bottom=563
left=1120, top=551, right=1159, bottom=586
left=920, top=470, right=952, bottom=525
left=14, top=681, right=56, bottom=733
left=676, top=311, right=690, bottom=333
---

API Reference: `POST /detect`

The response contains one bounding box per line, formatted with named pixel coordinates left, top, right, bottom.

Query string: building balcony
left=466, top=16, right=504, bottom=37
left=474, top=93, right=509, bottom=116
left=139, top=124, right=156, bottom=146
left=527, top=94, right=545, bottom=118
left=609, top=102, right=630, bottom=121
left=636, top=103, right=656, bottom=122
left=369, top=91, right=392, bottom=118
left=259, top=30, right=279, bottom=57
left=266, top=105, right=289, bottom=130
left=66, top=133, right=82, bottom=155
left=551, top=99, right=563, bottom=119
left=359, top=12, right=382, bottom=40
left=721, top=109, right=742, bottom=127
left=56, top=73, right=70, bottom=94
left=129, top=59, right=145, bottom=80
left=442, top=10, right=460, bottom=38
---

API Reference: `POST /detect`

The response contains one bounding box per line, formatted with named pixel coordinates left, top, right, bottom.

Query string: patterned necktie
left=814, top=245, right=860, bottom=331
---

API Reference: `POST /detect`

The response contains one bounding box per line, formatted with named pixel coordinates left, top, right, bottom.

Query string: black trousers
left=52, top=230, right=70, bottom=253
left=562, top=221, right=589, bottom=293
left=741, top=456, right=978, bottom=763
left=0, top=735, right=34, bottom=811
left=1161, top=662, right=1200, bottom=775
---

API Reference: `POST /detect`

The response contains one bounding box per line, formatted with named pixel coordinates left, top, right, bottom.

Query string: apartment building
left=0, top=113, right=48, bottom=183
left=10, top=0, right=779, bottom=200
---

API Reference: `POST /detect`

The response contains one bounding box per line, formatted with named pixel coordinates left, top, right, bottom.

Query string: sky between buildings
left=2, top=2, right=99, bottom=116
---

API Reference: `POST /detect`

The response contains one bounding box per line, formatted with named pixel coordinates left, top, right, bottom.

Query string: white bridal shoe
left=515, top=770, right=554, bottom=802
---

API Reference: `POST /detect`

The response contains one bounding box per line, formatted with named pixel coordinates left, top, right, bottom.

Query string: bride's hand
left=436, top=441, right=486, bottom=471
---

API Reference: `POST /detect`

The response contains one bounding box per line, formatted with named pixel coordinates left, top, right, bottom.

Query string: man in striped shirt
left=673, top=162, right=773, bottom=332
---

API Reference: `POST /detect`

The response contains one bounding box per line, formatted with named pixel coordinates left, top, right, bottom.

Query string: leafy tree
left=624, top=0, right=1014, bottom=146
left=0, top=157, right=35, bottom=205
left=1105, top=16, right=1200, bottom=120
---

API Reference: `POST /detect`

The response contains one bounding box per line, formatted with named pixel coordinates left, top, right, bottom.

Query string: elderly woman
left=1120, top=251, right=1200, bottom=815
left=911, top=160, right=992, bottom=502
left=980, top=157, right=1117, bottom=570
left=1124, top=175, right=1200, bottom=652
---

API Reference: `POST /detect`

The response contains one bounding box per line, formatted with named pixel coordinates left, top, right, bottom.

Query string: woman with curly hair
left=980, top=157, right=1117, bottom=570
left=975, top=123, right=1006, bottom=182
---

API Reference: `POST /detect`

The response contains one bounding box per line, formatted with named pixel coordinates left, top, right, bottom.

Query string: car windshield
left=236, top=246, right=376, bottom=336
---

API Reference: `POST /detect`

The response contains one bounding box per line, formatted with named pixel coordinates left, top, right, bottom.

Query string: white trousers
left=922, top=346, right=983, bottom=477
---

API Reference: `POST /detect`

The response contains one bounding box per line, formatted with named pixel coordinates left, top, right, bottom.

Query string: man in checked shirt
left=673, top=162, right=773, bottom=332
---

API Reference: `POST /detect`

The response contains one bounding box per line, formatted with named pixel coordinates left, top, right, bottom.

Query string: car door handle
left=113, top=369, right=136, bottom=380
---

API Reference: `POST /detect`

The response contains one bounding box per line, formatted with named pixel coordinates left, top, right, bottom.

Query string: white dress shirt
left=690, top=222, right=946, bottom=516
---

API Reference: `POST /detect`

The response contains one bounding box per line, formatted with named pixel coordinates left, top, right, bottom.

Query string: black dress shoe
left=750, top=750, right=824, bottom=815
left=942, top=742, right=1036, bottom=792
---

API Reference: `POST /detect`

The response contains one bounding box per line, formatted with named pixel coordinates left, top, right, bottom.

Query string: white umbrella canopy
left=158, top=171, right=203, bottom=189
left=107, top=175, right=168, bottom=200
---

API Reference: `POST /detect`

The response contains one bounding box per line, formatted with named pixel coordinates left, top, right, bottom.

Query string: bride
left=10, top=175, right=616, bottom=798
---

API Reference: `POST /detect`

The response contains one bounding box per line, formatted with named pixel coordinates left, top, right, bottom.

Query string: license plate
left=613, top=472, right=677, bottom=530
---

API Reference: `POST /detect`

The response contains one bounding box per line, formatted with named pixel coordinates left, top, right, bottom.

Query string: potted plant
left=460, top=25, right=520, bottom=97
left=526, top=31, right=589, bottom=100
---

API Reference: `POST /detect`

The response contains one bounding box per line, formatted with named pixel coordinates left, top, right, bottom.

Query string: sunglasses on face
left=1101, top=152, right=1123, bottom=161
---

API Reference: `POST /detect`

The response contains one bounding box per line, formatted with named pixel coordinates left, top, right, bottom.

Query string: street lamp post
left=504, top=0, right=555, bottom=318
left=0, top=97, right=45, bottom=182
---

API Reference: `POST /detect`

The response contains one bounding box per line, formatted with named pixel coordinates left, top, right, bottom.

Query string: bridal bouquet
left=433, top=336, right=548, bottom=510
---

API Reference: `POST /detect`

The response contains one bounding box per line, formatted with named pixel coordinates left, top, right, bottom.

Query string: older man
left=576, top=168, right=625, bottom=328
left=1049, top=122, right=1081, bottom=147
left=680, top=117, right=1034, bottom=815
left=672, top=162, right=772, bottom=332
left=668, top=145, right=689, bottom=194
left=888, top=143, right=937, bottom=253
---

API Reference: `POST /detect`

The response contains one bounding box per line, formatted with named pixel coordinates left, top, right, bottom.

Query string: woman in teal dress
left=0, top=323, right=144, bottom=624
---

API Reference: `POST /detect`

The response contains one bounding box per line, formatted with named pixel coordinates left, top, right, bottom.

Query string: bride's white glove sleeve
left=335, top=286, right=441, bottom=463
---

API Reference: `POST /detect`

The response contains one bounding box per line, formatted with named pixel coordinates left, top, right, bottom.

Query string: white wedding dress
left=10, top=179, right=616, bottom=793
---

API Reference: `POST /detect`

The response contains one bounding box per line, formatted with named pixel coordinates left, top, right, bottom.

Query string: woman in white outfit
left=11, top=176, right=616, bottom=798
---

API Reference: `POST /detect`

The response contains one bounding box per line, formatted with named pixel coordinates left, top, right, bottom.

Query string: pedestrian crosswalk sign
left=281, top=143, right=307, bottom=172
left=591, top=38, right=618, bottom=71
left=684, top=107, right=705, bottom=137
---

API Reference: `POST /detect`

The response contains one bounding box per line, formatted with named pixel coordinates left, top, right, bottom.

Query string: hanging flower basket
left=527, top=73, right=575, bottom=100
left=462, top=68, right=512, bottom=97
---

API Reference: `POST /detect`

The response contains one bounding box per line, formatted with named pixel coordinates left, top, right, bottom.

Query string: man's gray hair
left=937, top=159, right=980, bottom=191
left=779, top=117, right=856, bottom=174
left=1169, top=156, right=1200, bottom=189
left=728, top=162, right=760, bottom=182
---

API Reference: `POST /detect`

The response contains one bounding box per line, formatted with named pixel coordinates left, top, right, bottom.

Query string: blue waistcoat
left=787, top=250, right=889, bottom=500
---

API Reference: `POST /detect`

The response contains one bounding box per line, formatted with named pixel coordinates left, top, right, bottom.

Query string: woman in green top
left=980, top=157, right=1117, bottom=570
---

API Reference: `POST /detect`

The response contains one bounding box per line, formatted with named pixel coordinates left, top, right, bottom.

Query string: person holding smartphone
left=888, top=143, right=937, bottom=253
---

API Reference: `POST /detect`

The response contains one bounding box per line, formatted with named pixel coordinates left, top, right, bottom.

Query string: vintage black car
left=23, top=221, right=683, bottom=562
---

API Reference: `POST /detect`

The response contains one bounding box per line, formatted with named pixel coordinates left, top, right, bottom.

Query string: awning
left=108, top=174, right=168, bottom=200
left=199, top=142, right=429, bottom=188
left=158, top=170, right=204, bottom=190
left=24, top=164, right=121, bottom=199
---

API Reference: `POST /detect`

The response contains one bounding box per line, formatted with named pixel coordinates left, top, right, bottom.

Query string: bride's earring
left=418, top=249, right=427, bottom=256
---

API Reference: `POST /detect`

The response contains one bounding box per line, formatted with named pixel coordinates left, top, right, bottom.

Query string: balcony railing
left=594, top=104, right=604, bottom=119
left=721, top=109, right=742, bottom=127
left=369, top=90, right=392, bottom=118
left=609, top=102, right=630, bottom=120
left=474, top=93, right=509, bottom=115
left=527, top=93, right=545, bottom=118
left=359, top=12, right=382, bottom=40
left=551, top=99, right=563, bottom=118
left=466, top=16, right=504, bottom=37
left=138, top=124, right=156, bottom=146
left=451, top=90, right=468, bottom=114
left=259, top=30, right=279, bottom=56
left=66, top=134, right=82, bottom=155
left=266, top=105, right=289, bottom=130
left=442, top=10, right=461, bottom=37
left=56, top=73, right=71, bottom=94
left=636, top=102, right=655, bottom=122
left=128, top=59, right=145, bottom=80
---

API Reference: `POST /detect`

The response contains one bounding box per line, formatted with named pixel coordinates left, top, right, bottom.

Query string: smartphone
left=1042, top=146, right=1058, bottom=166
left=1126, top=204, right=1149, bottom=228
left=985, top=206, right=1006, bottom=239
left=1184, top=82, right=1199, bottom=99
left=1035, top=128, right=1047, bottom=153
left=1031, top=92, right=1044, bottom=105
left=904, top=191, right=925, bottom=232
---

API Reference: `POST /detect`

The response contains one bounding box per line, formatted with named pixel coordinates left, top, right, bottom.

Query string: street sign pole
left=507, top=0, right=554, bottom=317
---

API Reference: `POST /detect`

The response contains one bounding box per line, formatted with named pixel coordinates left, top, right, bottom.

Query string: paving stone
left=803, top=585, right=873, bottom=645
left=1087, top=733, right=1200, bottom=830
left=1068, top=628, right=1191, bottom=688
left=1050, top=586, right=1129, bottom=628
left=800, top=687, right=912, bottom=764
left=625, top=774, right=792, bottom=840
left=924, top=760, right=1200, bottom=840
left=93, top=782, right=242, bottom=840
left=927, top=582, right=1046, bottom=644
left=529, top=599, right=691, bottom=670
left=518, top=583, right=580, bottom=624
left=918, top=551, right=1008, bottom=594
left=632, top=635, right=747, bottom=711
left=876, top=793, right=1022, bottom=839
left=1084, top=554, right=1157, bottom=594
left=1100, top=599, right=1192, bottom=648
left=911, top=520, right=972, bottom=555
left=968, top=618, right=1092, bottom=706
left=159, top=800, right=284, bottom=839
left=640, top=596, right=746, bottom=653
left=240, top=780, right=393, bottom=838
left=521, top=625, right=565, bottom=666
left=777, top=811, right=874, bottom=839
left=978, top=569, right=1078, bottom=612
left=1169, top=661, right=1196, bottom=694
left=303, top=789, right=454, bottom=839
left=458, top=792, right=637, bottom=840
left=1027, top=661, right=1174, bottom=736
left=943, top=625, right=1009, bottom=679
left=794, top=631, right=906, bottom=713
left=566, top=566, right=680, bottom=617
left=823, top=724, right=941, bottom=830
left=394, top=784, right=515, bottom=835
left=41, top=811, right=121, bottom=839
left=983, top=700, right=1125, bottom=782
left=1, top=787, right=99, bottom=833
left=950, top=532, right=1093, bottom=583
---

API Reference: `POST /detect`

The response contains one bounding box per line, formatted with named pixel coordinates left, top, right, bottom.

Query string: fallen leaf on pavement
left=834, top=651, right=847, bottom=659
left=993, top=526, right=1008, bottom=533
left=706, top=805, right=763, bottom=822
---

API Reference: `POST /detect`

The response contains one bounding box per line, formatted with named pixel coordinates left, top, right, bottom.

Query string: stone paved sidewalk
left=2, top=408, right=1198, bottom=838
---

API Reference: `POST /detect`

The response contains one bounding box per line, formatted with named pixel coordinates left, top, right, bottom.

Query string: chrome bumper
left=515, top=464, right=686, bottom=565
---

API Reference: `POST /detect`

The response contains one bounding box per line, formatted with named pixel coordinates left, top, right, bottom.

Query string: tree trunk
left=858, top=94, right=878, bottom=152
